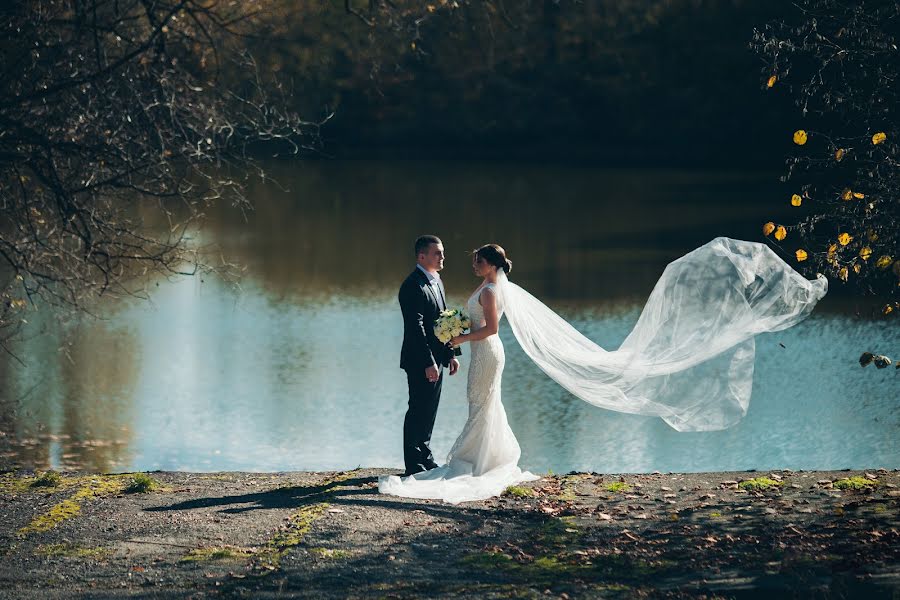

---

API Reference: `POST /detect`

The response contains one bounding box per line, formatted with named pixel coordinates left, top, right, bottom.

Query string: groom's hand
left=449, top=358, right=460, bottom=376
left=425, top=364, right=440, bottom=383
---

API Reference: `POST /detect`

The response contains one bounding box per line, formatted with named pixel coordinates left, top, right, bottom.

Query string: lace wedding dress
left=378, top=282, right=540, bottom=504
left=379, top=237, right=827, bottom=503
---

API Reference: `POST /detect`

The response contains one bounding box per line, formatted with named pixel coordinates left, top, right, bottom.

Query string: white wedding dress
left=379, top=237, right=827, bottom=504
left=378, top=282, right=540, bottom=504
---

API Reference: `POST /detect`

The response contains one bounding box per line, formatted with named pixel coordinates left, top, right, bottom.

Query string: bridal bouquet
left=434, top=308, right=471, bottom=344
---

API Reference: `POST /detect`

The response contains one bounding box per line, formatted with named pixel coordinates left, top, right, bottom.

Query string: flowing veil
left=495, top=237, right=828, bottom=431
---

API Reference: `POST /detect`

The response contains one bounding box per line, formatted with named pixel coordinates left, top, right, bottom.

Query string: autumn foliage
left=752, top=0, right=899, bottom=315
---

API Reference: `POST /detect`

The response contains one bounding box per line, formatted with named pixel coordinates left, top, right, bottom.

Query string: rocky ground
left=0, top=467, right=898, bottom=599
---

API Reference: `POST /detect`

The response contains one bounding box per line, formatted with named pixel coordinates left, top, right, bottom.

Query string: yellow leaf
left=875, top=255, right=893, bottom=269
left=884, top=304, right=894, bottom=315
left=828, top=243, right=838, bottom=255
left=872, top=132, right=887, bottom=145
left=835, top=148, right=845, bottom=161
left=867, top=229, right=879, bottom=242
left=793, top=130, right=808, bottom=145
left=837, top=232, right=852, bottom=246
left=762, top=221, right=775, bottom=236
left=841, top=188, right=853, bottom=201
left=795, top=249, right=808, bottom=262
left=774, top=225, right=787, bottom=241
left=859, top=246, right=873, bottom=260
left=853, top=192, right=865, bottom=199
left=853, top=263, right=861, bottom=274
left=767, top=75, right=777, bottom=88
left=838, top=267, right=849, bottom=282
left=791, top=194, right=802, bottom=207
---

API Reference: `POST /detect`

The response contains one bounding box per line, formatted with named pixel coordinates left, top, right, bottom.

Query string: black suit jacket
left=399, top=268, right=459, bottom=371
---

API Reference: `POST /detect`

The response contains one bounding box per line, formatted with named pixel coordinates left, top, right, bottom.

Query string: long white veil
left=494, top=237, right=828, bottom=431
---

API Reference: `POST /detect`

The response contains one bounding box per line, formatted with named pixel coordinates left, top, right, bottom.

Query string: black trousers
left=402, top=367, right=443, bottom=473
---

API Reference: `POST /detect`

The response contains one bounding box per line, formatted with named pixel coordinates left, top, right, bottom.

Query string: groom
left=398, top=235, right=461, bottom=476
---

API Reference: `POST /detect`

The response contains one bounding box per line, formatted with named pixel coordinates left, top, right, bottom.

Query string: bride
left=378, top=238, right=827, bottom=504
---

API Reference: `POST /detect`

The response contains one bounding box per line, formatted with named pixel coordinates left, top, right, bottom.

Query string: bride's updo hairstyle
left=475, top=244, right=512, bottom=274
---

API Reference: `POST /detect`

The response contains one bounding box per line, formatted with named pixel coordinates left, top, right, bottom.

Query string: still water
left=1, top=161, right=897, bottom=474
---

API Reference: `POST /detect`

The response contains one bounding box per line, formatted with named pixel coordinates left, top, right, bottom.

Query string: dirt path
left=1, top=468, right=898, bottom=598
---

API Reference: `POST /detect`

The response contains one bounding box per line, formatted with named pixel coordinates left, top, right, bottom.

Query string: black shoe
left=422, top=461, right=439, bottom=471
left=402, top=465, right=426, bottom=477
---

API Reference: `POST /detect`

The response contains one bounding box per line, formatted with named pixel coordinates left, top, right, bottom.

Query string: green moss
left=709, top=512, right=722, bottom=518
left=531, top=556, right=570, bottom=573
left=530, top=517, right=581, bottom=553
left=605, top=482, right=630, bottom=493
left=833, top=476, right=878, bottom=491
left=460, top=551, right=521, bottom=570
left=461, top=549, right=668, bottom=583
left=555, top=474, right=588, bottom=501
left=17, top=475, right=128, bottom=537
left=1, top=472, right=81, bottom=495
left=19, top=499, right=82, bottom=535
left=0, top=474, right=34, bottom=494
left=30, top=470, right=62, bottom=488
left=503, top=485, right=534, bottom=498
left=310, top=547, right=350, bottom=559
left=182, top=546, right=257, bottom=562
left=35, top=543, right=110, bottom=560
left=738, top=477, right=784, bottom=492
left=254, top=503, right=328, bottom=570
left=124, top=473, right=158, bottom=494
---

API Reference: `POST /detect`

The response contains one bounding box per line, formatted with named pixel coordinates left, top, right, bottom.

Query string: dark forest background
left=246, top=0, right=796, bottom=165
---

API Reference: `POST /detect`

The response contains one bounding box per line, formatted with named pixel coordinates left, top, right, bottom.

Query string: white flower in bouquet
left=434, top=308, right=471, bottom=345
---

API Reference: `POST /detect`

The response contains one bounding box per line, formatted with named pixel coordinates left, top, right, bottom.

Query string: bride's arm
left=451, top=288, right=499, bottom=345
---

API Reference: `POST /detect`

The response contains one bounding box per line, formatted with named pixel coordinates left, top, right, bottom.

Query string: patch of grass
left=35, top=543, right=110, bottom=560
left=124, top=473, right=158, bottom=494
left=254, top=503, right=328, bottom=570
left=709, top=512, right=722, bottom=518
left=182, top=545, right=257, bottom=562
left=310, top=547, right=350, bottom=559
left=30, top=470, right=62, bottom=488
left=605, top=482, right=630, bottom=493
left=504, top=485, right=534, bottom=498
left=738, top=477, right=784, bottom=492
left=833, top=476, right=878, bottom=491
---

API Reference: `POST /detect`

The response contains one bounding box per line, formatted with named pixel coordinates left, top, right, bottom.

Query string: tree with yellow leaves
left=752, top=0, right=899, bottom=314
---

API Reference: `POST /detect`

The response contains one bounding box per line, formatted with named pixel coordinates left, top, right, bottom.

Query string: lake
left=0, top=161, right=896, bottom=474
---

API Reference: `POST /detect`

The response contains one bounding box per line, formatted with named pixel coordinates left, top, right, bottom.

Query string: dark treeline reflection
left=203, top=161, right=793, bottom=304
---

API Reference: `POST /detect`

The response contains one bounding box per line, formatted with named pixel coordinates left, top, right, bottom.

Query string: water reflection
left=203, top=161, right=796, bottom=302
left=0, top=162, right=897, bottom=474
left=1, top=320, right=136, bottom=472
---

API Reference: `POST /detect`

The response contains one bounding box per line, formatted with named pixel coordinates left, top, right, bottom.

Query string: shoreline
left=1, top=467, right=898, bottom=598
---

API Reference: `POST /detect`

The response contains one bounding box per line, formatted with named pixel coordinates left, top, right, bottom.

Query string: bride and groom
left=379, top=234, right=828, bottom=504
